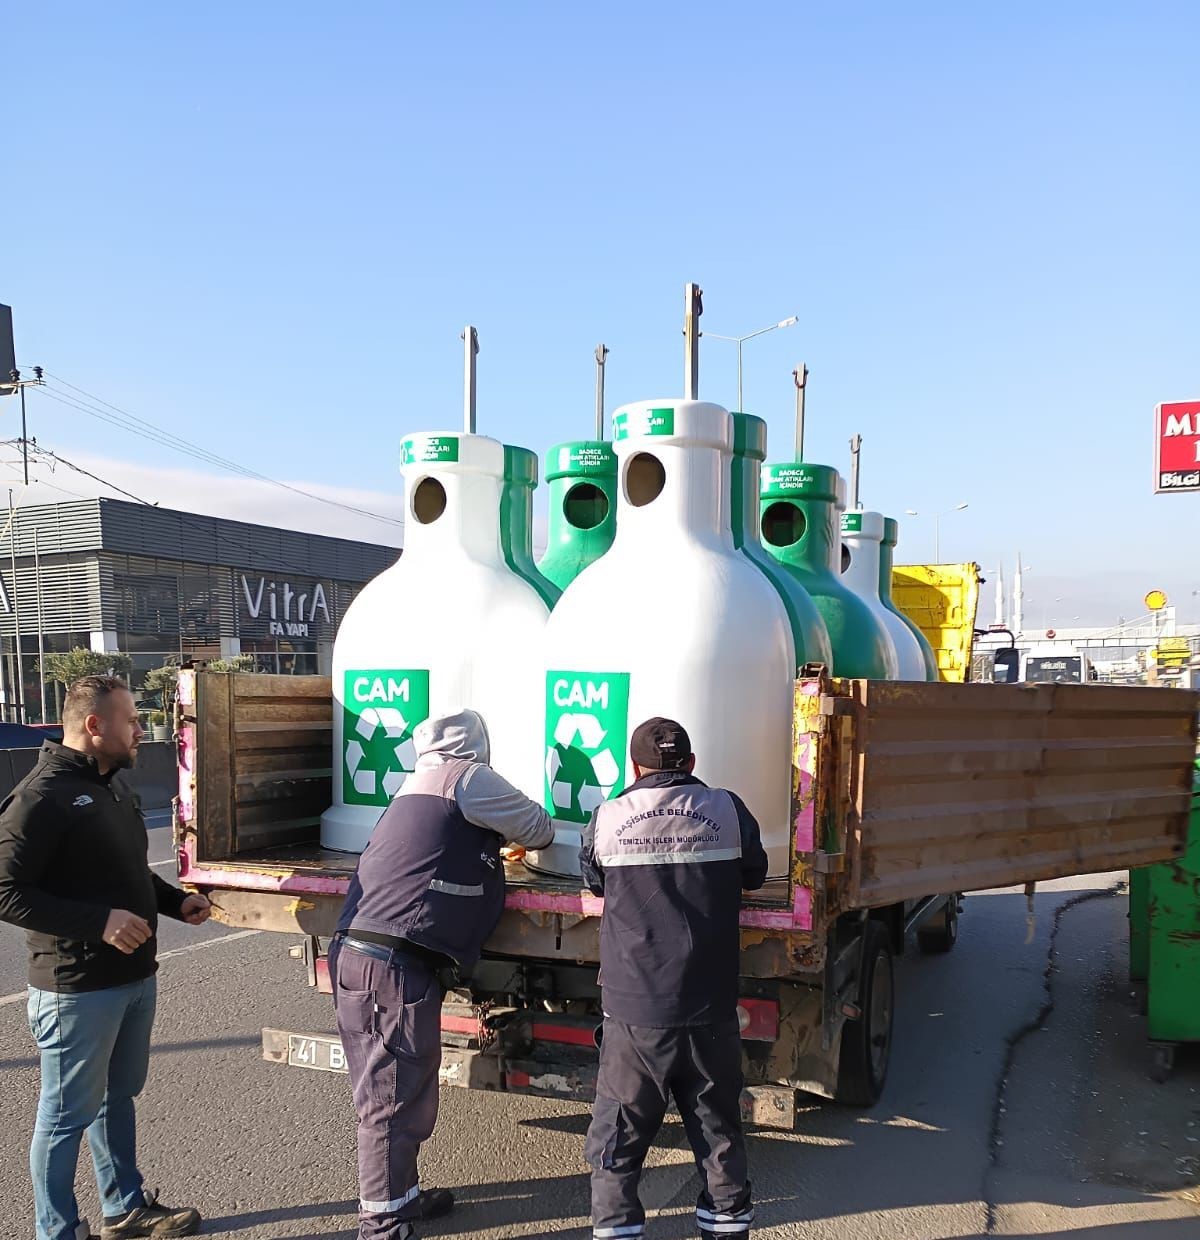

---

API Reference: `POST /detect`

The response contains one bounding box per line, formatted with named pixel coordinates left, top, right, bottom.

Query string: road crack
left=982, top=881, right=1125, bottom=1234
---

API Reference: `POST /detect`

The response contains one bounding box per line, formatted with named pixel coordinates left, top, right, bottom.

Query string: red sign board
left=1155, top=400, right=1200, bottom=493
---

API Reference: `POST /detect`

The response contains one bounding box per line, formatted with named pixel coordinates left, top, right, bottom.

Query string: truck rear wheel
left=835, top=919, right=894, bottom=1107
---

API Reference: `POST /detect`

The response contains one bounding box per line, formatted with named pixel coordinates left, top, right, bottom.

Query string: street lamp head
left=777, top=316, right=799, bottom=329
left=904, top=509, right=919, bottom=516
left=955, top=502, right=969, bottom=511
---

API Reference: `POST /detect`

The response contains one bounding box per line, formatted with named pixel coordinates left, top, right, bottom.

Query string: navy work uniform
left=331, top=710, right=553, bottom=1240
left=581, top=717, right=768, bottom=1240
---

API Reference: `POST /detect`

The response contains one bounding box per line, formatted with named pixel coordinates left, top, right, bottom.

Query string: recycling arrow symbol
left=545, top=711, right=622, bottom=823
left=345, top=705, right=418, bottom=803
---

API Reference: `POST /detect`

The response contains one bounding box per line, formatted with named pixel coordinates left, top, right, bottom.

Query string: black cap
left=630, top=716, right=692, bottom=771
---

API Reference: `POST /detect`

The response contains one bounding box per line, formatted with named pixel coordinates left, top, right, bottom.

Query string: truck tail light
left=736, top=997, right=780, bottom=1042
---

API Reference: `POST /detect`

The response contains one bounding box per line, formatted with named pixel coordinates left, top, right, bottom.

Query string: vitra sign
left=238, top=574, right=331, bottom=638
left=1154, top=400, right=1200, bottom=493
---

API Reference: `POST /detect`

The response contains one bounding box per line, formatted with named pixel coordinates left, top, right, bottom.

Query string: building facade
left=0, top=498, right=400, bottom=722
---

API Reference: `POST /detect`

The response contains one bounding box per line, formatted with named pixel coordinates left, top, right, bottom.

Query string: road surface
left=0, top=833, right=1195, bottom=1238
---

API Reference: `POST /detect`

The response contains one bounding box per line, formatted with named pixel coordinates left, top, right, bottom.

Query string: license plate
left=287, top=1033, right=348, bottom=1073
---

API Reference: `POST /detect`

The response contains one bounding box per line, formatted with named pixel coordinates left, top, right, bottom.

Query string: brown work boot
left=100, top=1190, right=200, bottom=1238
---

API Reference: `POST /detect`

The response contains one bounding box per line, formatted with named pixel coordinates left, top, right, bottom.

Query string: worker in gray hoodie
left=331, top=709, right=553, bottom=1240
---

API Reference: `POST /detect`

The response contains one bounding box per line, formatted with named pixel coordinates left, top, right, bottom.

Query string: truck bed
left=175, top=669, right=1198, bottom=978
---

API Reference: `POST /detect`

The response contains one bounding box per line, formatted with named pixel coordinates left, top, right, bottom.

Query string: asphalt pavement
left=0, top=856, right=1196, bottom=1239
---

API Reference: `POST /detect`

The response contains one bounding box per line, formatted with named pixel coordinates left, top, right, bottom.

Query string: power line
left=0, top=436, right=399, bottom=588
left=24, top=443, right=157, bottom=505
left=28, top=370, right=406, bottom=531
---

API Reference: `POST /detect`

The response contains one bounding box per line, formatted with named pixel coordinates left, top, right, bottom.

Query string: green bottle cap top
left=731, top=413, right=768, bottom=462
left=545, top=440, right=617, bottom=482
left=503, top=444, right=539, bottom=486
left=760, top=461, right=841, bottom=502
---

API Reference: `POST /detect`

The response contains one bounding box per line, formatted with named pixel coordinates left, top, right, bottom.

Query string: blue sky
left=4, top=3, right=1198, bottom=626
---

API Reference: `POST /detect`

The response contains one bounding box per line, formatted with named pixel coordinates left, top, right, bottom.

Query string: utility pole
left=6, top=367, right=44, bottom=484
left=594, top=344, right=609, bottom=440
left=684, top=283, right=703, bottom=400
left=849, top=434, right=862, bottom=509
left=793, top=363, right=808, bottom=460
left=8, top=491, right=23, bottom=723
left=461, top=326, right=478, bottom=433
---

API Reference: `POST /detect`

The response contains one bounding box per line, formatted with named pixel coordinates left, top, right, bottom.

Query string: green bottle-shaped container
left=731, top=414, right=832, bottom=669
left=536, top=440, right=618, bottom=591
left=881, top=516, right=939, bottom=681
left=759, top=462, right=898, bottom=679
left=502, top=445, right=561, bottom=609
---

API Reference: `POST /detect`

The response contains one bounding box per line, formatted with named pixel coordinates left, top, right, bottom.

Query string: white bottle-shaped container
left=320, top=432, right=550, bottom=852
left=841, top=510, right=926, bottom=680
left=530, top=399, right=796, bottom=878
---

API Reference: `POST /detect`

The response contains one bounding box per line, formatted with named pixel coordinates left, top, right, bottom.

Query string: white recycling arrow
left=382, top=770, right=405, bottom=797
left=551, top=780, right=575, bottom=810
left=345, top=740, right=365, bottom=775
left=545, top=747, right=562, bottom=784
left=592, top=748, right=620, bottom=789
left=353, top=770, right=377, bottom=796
left=394, top=736, right=417, bottom=771
left=356, top=708, right=379, bottom=742
left=554, top=712, right=606, bottom=751
left=577, top=784, right=604, bottom=814
left=377, top=707, right=408, bottom=738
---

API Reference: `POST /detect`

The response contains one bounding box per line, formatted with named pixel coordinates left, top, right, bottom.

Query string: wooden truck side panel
left=834, top=678, right=1197, bottom=908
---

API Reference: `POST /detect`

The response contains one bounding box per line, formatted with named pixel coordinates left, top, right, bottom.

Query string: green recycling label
left=544, top=671, right=630, bottom=822
left=400, top=436, right=460, bottom=466
left=762, top=464, right=819, bottom=492
left=556, top=444, right=616, bottom=472
left=342, top=670, right=430, bottom=806
left=613, top=407, right=674, bottom=441
left=841, top=512, right=864, bottom=533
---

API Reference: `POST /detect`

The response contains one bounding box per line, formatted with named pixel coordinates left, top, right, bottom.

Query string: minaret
left=995, top=562, right=1006, bottom=628
left=1013, top=554, right=1024, bottom=636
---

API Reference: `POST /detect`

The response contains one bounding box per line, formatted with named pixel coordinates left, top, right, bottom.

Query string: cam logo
left=544, top=671, right=630, bottom=823
left=342, top=669, right=430, bottom=807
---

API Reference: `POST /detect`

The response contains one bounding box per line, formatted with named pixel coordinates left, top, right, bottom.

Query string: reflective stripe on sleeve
left=428, top=878, right=485, bottom=896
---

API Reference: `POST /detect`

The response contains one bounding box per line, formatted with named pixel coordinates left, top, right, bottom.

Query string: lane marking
left=150, top=859, right=176, bottom=869
left=0, top=929, right=262, bottom=1007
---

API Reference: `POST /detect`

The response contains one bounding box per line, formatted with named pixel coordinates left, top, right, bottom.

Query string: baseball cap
left=630, top=717, right=693, bottom=771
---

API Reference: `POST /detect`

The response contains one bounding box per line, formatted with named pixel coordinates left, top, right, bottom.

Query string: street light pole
left=703, top=315, right=798, bottom=410
left=906, top=502, right=969, bottom=562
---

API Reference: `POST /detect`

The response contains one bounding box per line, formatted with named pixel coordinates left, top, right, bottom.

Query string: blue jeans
left=27, top=977, right=157, bottom=1240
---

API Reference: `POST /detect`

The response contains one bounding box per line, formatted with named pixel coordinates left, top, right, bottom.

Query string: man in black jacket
left=580, top=717, right=768, bottom=1240
left=0, top=676, right=210, bottom=1240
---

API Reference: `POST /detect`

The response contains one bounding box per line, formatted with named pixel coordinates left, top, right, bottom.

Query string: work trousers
left=330, top=940, right=442, bottom=1240
left=585, top=1017, right=753, bottom=1240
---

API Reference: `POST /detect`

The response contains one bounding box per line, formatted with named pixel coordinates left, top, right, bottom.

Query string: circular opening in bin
left=412, top=477, right=447, bottom=524
left=762, top=501, right=806, bottom=547
left=563, top=482, right=610, bottom=530
left=625, top=453, right=666, bottom=508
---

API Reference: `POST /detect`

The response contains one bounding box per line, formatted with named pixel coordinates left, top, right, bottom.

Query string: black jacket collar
left=38, top=740, right=116, bottom=785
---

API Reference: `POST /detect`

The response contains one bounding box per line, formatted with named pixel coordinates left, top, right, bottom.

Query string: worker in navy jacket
left=332, top=709, right=553, bottom=1240
left=580, top=716, right=768, bottom=1240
